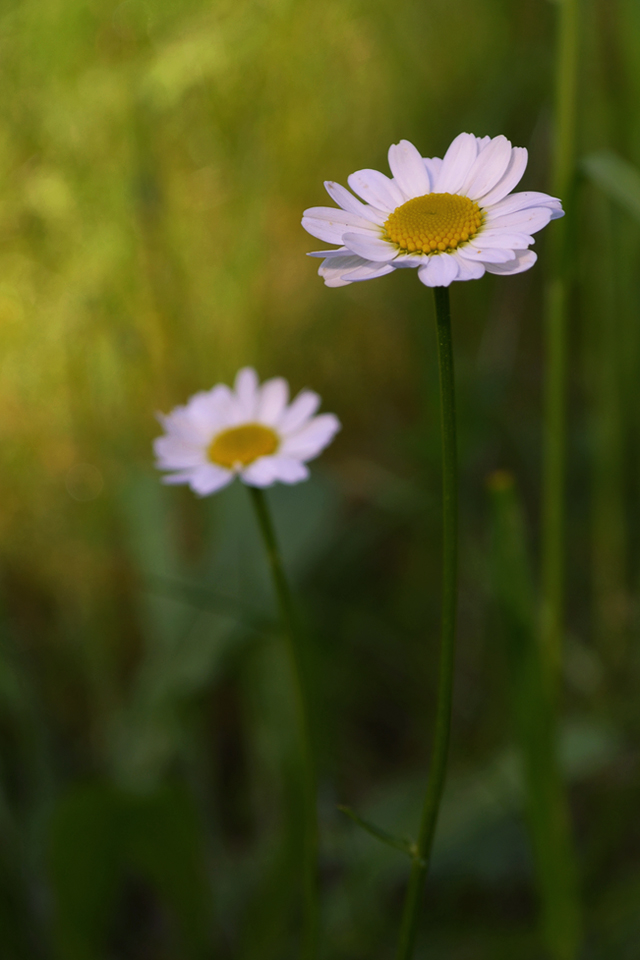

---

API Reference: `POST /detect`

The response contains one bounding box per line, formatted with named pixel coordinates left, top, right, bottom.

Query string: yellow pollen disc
left=208, top=423, right=278, bottom=468
left=384, top=193, right=484, bottom=255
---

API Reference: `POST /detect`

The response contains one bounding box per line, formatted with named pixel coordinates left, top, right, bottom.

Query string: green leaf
left=582, top=151, right=640, bottom=223
left=337, top=805, right=422, bottom=863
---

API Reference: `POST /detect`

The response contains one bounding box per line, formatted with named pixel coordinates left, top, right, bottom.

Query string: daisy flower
left=302, top=133, right=564, bottom=288
left=154, top=368, right=340, bottom=495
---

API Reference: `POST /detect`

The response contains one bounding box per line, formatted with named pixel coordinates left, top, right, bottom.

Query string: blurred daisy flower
left=302, top=133, right=564, bottom=288
left=154, top=368, right=340, bottom=495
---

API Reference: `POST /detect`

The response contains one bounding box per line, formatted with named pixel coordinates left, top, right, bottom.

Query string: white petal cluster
left=154, top=368, right=341, bottom=495
left=302, top=134, right=564, bottom=288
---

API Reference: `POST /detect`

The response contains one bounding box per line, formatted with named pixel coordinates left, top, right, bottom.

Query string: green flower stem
left=542, top=0, right=580, bottom=693
left=249, top=486, right=319, bottom=960
left=395, top=285, right=458, bottom=960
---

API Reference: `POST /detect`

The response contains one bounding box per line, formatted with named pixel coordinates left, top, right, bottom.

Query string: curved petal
left=281, top=413, right=341, bottom=459
left=485, top=206, right=554, bottom=233
left=474, top=229, right=534, bottom=249
left=258, top=377, right=289, bottom=426
left=477, top=147, right=528, bottom=206
left=388, top=140, right=432, bottom=198
left=323, top=181, right=387, bottom=224
left=347, top=169, right=404, bottom=211
left=154, top=435, right=207, bottom=470
left=450, top=251, right=486, bottom=281
left=484, top=249, right=537, bottom=275
left=461, top=135, right=513, bottom=201
left=487, top=190, right=563, bottom=219
left=163, top=386, right=233, bottom=441
left=234, top=367, right=259, bottom=420
left=343, top=231, right=397, bottom=261
left=302, top=206, right=378, bottom=244
left=307, top=247, right=349, bottom=258
left=424, top=157, right=443, bottom=184
left=317, top=253, right=369, bottom=287
left=279, top=390, right=321, bottom=434
left=188, top=464, right=235, bottom=496
left=417, top=254, right=460, bottom=287
left=248, top=456, right=311, bottom=485
left=458, top=243, right=516, bottom=264
left=435, top=133, right=479, bottom=193
left=240, top=456, right=281, bottom=488
left=342, top=261, right=396, bottom=282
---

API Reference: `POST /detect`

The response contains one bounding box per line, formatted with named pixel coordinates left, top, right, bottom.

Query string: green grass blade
left=488, top=471, right=582, bottom=960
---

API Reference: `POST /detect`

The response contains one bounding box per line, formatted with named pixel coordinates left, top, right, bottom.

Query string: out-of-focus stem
left=249, top=486, right=319, bottom=960
left=541, top=0, right=580, bottom=693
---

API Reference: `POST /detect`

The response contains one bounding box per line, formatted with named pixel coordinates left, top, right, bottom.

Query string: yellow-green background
left=2, top=0, right=640, bottom=957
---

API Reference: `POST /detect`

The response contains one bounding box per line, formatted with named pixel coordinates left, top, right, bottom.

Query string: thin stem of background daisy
left=541, top=0, right=580, bottom=695
left=248, top=486, right=319, bottom=960
left=395, top=285, right=457, bottom=960
left=154, top=367, right=340, bottom=960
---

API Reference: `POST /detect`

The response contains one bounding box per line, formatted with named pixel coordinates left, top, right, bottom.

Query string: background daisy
left=154, top=367, right=341, bottom=495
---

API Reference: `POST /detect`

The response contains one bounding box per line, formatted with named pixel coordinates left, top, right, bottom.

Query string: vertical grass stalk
left=541, top=0, right=580, bottom=692
left=249, top=486, right=319, bottom=959
left=395, top=286, right=458, bottom=960
left=536, top=1, right=583, bottom=953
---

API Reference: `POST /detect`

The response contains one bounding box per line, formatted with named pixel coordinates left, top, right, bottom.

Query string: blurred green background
left=2, top=0, right=640, bottom=957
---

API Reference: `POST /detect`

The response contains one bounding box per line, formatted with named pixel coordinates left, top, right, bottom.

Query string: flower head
left=154, top=368, right=340, bottom=495
left=302, top=134, right=564, bottom=288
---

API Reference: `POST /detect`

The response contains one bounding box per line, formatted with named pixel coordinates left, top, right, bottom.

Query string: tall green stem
left=249, top=486, right=319, bottom=959
left=395, top=286, right=458, bottom=960
left=541, top=0, right=580, bottom=693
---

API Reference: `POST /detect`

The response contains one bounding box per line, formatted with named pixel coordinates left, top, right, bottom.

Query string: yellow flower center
left=384, top=193, right=483, bottom=254
left=208, top=423, right=278, bottom=468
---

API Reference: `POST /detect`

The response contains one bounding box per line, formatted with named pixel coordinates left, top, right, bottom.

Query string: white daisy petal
left=486, top=206, right=554, bottom=233
left=417, top=254, right=460, bottom=287
left=487, top=190, right=563, bottom=219
left=258, top=377, right=289, bottom=426
left=279, top=390, right=321, bottom=433
left=154, top=435, right=207, bottom=470
left=317, top=253, right=369, bottom=286
left=281, top=414, right=341, bottom=459
left=461, top=135, right=513, bottom=201
left=450, top=251, right=486, bottom=281
left=458, top=243, right=516, bottom=264
left=388, top=140, right=432, bottom=198
left=476, top=147, right=528, bottom=206
left=343, top=232, right=397, bottom=262
left=484, top=249, right=538, bottom=275
left=475, top=230, right=534, bottom=249
left=342, top=261, right=396, bottom=282
left=323, top=181, right=387, bottom=224
left=189, top=465, right=235, bottom=496
left=240, top=456, right=281, bottom=488
left=347, top=169, right=404, bottom=212
left=424, top=157, right=443, bottom=183
left=248, top=456, right=311, bottom=485
left=302, top=207, right=378, bottom=245
left=435, top=133, right=479, bottom=193
left=234, top=367, right=260, bottom=419
left=307, top=246, right=349, bottom=258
